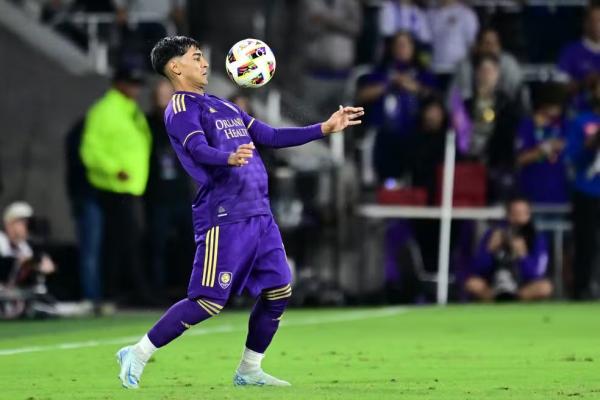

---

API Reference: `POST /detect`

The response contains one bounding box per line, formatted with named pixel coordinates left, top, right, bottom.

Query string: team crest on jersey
left=219, top=272, right=232, bottom=289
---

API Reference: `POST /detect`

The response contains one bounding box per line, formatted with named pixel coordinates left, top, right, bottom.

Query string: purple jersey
left=471, top=224, right=549, bottom=284
left=558, top=40, right=600, bottom=82
left=164, top=91, right=323, bottom=238
left=515, top=117, right=569, bottom=204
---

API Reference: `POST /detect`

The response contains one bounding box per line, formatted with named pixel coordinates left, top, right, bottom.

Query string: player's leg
left=518, top=279, right=553, bottom=301
left=464, top=276, right=494, bottom=301
left=234, top=215, right=292, bottom=387
left=117, top=226, right=230, bottom=389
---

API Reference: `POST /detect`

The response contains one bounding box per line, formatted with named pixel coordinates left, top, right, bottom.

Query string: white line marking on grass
left=0, top=307, right=407, bottom=357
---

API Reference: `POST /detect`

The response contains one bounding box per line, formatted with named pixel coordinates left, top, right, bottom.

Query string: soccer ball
left=225, top=39, right=276, bottom=88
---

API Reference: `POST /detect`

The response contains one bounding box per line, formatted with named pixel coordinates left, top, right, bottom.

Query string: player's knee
left=465, top=276, right=488, bottom=295
left=195, top=298, right=224, bottom=318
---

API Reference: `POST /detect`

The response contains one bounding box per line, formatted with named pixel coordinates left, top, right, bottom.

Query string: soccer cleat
left=233, top=369, right=291, bottom=387
left=116, top=345, right=147, bottom=389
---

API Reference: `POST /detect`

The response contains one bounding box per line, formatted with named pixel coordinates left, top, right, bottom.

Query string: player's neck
left=172, top=81, right=205, bottom=95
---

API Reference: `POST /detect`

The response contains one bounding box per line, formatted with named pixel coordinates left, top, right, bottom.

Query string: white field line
left=0, top=307, right=407, bottom=357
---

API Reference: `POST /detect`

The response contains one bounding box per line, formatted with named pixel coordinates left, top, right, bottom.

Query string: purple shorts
left=187, top=214, right=291, bottom=302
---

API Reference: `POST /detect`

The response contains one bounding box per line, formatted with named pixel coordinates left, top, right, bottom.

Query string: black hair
left=476, top=26, right=500, bottom=46
left=150, top=36, right=201, bottom=77
left=504, top=195, right=531, bottom=212
left=417, top=95, right=449, bottom=133
left=473, top=52, right=500, bottom=70
left=530, top=82, right=566, bottom=112
left=379, top=31, right=421, bottom=69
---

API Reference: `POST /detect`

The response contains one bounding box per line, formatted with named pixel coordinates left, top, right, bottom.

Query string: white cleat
left=116, top=345, right=147, bottom=389
left=233, top=369, right=291, bottom=387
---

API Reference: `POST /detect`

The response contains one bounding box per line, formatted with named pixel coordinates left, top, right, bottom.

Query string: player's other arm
left=166, top=107, right=253, bottom=167
left=243, top=106, right=364, bottom=149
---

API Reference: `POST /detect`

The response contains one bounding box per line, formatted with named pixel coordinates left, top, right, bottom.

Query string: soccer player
left=116, top=36, right=363, bottom=389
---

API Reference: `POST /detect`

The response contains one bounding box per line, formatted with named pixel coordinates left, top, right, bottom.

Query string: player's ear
left=168, top=58, right=182, bottom=77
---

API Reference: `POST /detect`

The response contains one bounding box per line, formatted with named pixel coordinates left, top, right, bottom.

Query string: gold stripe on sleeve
left=172, top=95, right=179, bottom=113
left=246, top=118, right=255, bottom=130
left=182, top=130, right=204, bottom=147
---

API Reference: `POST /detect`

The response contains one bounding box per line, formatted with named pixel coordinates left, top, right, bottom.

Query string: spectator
left=145, top=79, right=193, bottom=298
left=356, top=31, right=436, bottom=181
left=461, top=54, right=522, bottom=202
left=301, top=0, right=362, bottom=118
left=66, top=117, right=104, bottom=307
left=451, top=27, right=524, bottom=102
left=565, top=78, right=600, bottom=300
left=516, top=84, right=569, bottom=205
left=0, top=202, right=56, bottom=318
left=407, top=96, right=448, bottom=202
left=558, top=5, right=600, bottom=88
left=379, top=0, right=431, bottom=44
left=427, top=0, right=479, bottom=92
left=465, top=197, right=552, bottom=302
left=80, top=66, right=153, bottom=305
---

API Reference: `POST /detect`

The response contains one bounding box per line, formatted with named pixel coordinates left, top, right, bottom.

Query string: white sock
left=132, top=334, right=157, bottom=363
left=237, top=347, right=264, bottom=374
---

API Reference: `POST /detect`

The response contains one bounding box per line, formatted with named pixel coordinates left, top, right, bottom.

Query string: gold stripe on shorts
left=209, top=226, right=220, bottom=287
left=202, top=228, right=214, bottom=286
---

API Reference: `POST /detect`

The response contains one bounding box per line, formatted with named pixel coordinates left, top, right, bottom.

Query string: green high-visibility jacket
left=80, top=88, right=152, bottom=195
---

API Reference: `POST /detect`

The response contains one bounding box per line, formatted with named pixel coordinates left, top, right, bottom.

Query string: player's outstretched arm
left=321, top=105, right=364, bottom=135
left=244, top=105, right=364, bottom=149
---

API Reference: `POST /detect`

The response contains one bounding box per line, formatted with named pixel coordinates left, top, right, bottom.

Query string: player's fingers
left=237, top=149, right=254, bottom=157
left=347, top=120, right=362, bottom=126
left=343, top=106, right=364, bottom=113
left=348, top=111, right=364, bottom=119
left=238, top=142, right=255, bottom=150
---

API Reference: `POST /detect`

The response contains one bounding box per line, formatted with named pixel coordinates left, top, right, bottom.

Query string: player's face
left=508, top=201, right=531, bottom=227
left=479, top=31, right=500, bottom=55
left=476, top=60, right=500, bottom=89
left=586, top=9, right=600, bottom=41
left=6, top=219, right=28, bottom=242
left=392, top=34, right=414, bottom=63
left=178, top=46, right=209, bottom=87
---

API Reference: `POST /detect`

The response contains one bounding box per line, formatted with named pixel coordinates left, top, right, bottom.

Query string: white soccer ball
left=225, top=38, right=276, bottom=88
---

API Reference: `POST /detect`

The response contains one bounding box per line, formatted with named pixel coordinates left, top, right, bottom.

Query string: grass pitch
left=0, top=303, right=599, bottom=400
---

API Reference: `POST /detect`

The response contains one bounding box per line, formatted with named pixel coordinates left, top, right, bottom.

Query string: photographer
left=465, top=197, right=552, bottom=302
left=0, top=202, right=55, bottom=319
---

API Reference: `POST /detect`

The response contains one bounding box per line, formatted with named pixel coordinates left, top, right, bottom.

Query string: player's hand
left=487, top=229, right=504, bottom=252
left=511, top=237, right=528, bottom=258
left=321, top=105, right=364, bottom=135
left=228, top=143, right=255, bottom=167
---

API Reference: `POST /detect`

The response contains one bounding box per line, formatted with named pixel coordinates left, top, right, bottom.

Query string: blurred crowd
left=2, top=0, right=600, bottom=315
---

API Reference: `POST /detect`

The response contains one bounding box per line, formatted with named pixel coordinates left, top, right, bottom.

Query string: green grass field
left=1, top=303, right=599, bottom=400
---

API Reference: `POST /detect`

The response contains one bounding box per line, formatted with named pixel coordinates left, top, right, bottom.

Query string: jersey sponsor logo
left=215, top=117, right=249, bottom=139
left=219, top=272, right=232, bottom=289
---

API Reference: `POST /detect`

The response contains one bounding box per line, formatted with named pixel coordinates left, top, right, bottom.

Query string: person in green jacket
left=80, top=66, right=153, bottom=306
